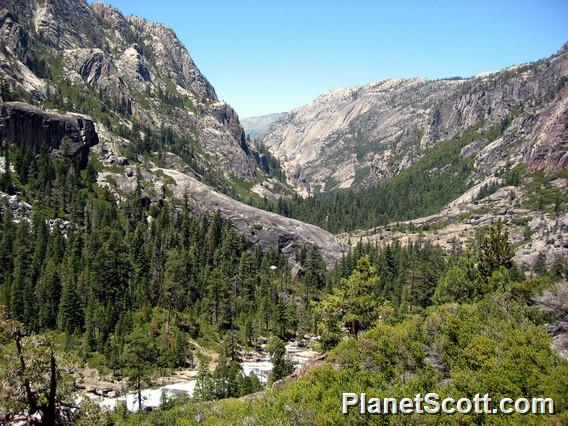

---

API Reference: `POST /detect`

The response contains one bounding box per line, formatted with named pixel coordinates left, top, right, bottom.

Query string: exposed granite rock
left=259, top=45, right=568, bottom=194
left=30, top=0, right=106, bottom=49
left=0, top=191, right=32, bottom=220
left=94, top=153, right=345, bottom=266
left=0, top=101, right=99, bottom=164
left=535, top=282, right=568, bottom=359
left=0, top=6, right=46, bottom=97
left=339, top=184, right=568, bottom=270
left=123, top=14, right=217, bottom=101
left=161, top=168, right=346, bottom=266
left=251, top=178, right=295, bottom=201
left=0, top=0, right=261, bottom=184
left=0, top=9, right=30, bottom=64
left=524, top=85, right=568, bottom=172
left=62, top=47, right=130, bottom=109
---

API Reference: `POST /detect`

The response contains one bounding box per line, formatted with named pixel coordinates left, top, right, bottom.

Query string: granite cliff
left=259, top=45, right=568, bottom=196
left=0, top=0, right=345, bottom=265
left=0, top=101, right=98, bottom=164
left=0, top=0, right=258, bottom=183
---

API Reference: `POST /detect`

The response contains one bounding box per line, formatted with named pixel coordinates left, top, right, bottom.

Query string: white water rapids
left=92, top=343, right=319, bottom=412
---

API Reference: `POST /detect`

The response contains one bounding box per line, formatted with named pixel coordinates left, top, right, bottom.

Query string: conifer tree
left=314, top=256, right=382, bottom=338
left=10, top=221, right=32, bottom=324
left=36, top=256, right=60, bottom=330
left=478, top=220, right=514, bottom=283
left=268, top=336, right=293, bottom=383
left=122, top=324, right=156, bottom=411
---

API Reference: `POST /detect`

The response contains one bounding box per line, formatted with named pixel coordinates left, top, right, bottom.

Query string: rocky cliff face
left=259, top=45, right=568, bottom=195
left=0, top=0, right=259, bottom=183
left=0, top=0, right=345, bottom=265
left=0, top=101, right=98, bottom=164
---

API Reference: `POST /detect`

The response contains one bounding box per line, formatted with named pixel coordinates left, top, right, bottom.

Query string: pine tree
left=268, top=336, right=293, bottom=383
left=314, top=256, right=382, bottom=338
left=122, top=324, right=156, bottom=411
left=534, top=252, right=548, bottom=277
left=478, top=220, right=514, bottom=283
left=193, top=362, right=215, bottom=402
left=36, top=256, right=60, bottom=330
left=302, top=246, right=326, bottom=307
left=58, top=257, right=83, bottom=335
left=10, top=221, right=32, bottom=324
left=0, top=202, right=14, bottom=305
left=551, top=255, right=567, bottom=280
left=0, top=148, right=14, bottom=195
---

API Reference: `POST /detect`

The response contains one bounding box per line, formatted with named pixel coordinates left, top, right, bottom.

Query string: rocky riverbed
left=81, top=340, right=320, bottom=412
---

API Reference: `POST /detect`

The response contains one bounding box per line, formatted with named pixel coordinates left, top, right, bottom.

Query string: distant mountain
left=241, top=112, right=286, bottom=139
left=258, top=45, right=568, bottom=196
left=255, top=44, right=568, bottom=269
left=0, top=0, right=344, bottom=264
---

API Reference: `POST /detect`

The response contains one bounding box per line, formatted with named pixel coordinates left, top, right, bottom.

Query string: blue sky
left=97, top=0, right=568, bottom=117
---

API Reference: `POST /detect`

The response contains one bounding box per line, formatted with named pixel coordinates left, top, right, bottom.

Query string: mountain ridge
left=0, top=0, right=345, bottom=265
left=241, top=112, right=286, bottom=140
left=258, top=44, right=568, bottom=195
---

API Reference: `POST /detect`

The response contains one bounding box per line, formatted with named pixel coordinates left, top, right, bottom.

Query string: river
left=93, top=342, right=319, bottom=412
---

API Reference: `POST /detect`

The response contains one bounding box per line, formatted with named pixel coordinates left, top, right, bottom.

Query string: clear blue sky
left=96, top=0, right=568, bottom=118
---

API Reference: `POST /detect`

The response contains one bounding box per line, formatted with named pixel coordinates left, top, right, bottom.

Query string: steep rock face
left=0, top=9, right=30, bottom=63
left=154, top=168, right=345, bottom=266
left=0, top=0, right=258, bottom=182
left=0, top=6, right=46, bottom=96
left=0, top=101, right=98, bottom=164
left=123, top=14, right=217, bottom=101
left=259, top=45, right=568, bottom=195
left=92, top=142, right=345, bottom=266
left=32, top=0, right=105, bottom=49
left=523, top=84, right=568, bottom=172
left=0, top=0, right=334, bottom=265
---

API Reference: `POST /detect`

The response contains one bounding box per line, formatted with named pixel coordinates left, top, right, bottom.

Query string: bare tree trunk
left=351, top=319, right=359, bottom=338
left=137, top=376, right=143, bottom=412
left=14, top=331, right=38, bottom=416
left=43, top=350, right=57, bottom=426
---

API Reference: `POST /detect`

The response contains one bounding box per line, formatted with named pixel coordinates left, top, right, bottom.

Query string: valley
left=0, top=0, right=567, bottom=425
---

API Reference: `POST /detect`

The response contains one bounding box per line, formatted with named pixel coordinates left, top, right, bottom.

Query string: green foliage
left=478, top=220, right=514, bottom=284
left=193, top=339, right=262, bottom=402
left=121, top=323, right=157, bottom=411
left=0, top=307, right=78, bottom=424
left=330, top=239, right=448, bottom=317
left=274, top=127, right=487, bottom=232
left=314, top=256, right=385, bottom=337
left=504, top=164, right=525, bottom=186
left=433, top=265, right=475, bottom=304
left=268, top=336, right=294, bottom=383
left=114, top=276, right=568, bottom=424
left=523, top=169, right=568, bottom=214
left=475, top=180, right=501, bottom=201
left=0, top=148, right=322, bottom=392
left=156, top=78, right=196, bottom=113
left=254, top=139, right=286, bottom=181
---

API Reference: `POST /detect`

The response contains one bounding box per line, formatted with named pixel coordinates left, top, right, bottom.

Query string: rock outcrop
left=92, top=147, right=345, bottom=266
left=0, top=0, right=260, bottom=185
left=339, top=182, right=568, bottom=270
left=259, top=45, right=568, bottom=195
left=153, top=168, right=345, bottom=266
left=0, top=101, right=98, bottom=164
